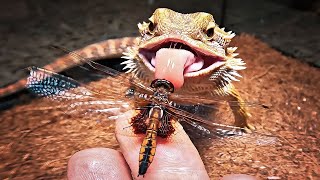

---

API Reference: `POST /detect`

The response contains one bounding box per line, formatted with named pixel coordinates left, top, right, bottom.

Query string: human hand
left=67, top=111, right=256, bottom=180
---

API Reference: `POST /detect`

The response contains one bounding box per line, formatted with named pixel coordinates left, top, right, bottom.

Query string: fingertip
left=68, top=148, right=132, bottom=180
left=115, top=111, right=209, bottom=179
left=139, top=169, right=210, bottom=180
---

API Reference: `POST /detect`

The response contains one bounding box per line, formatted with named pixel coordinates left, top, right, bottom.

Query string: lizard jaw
left=138, top=37, right=226, bottom=78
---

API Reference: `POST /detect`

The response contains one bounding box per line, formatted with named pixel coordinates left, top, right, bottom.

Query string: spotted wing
left=25, top=66, right=136, bottom=118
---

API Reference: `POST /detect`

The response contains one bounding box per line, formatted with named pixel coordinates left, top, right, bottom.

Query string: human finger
left=67, top=148, right=132, bottom=180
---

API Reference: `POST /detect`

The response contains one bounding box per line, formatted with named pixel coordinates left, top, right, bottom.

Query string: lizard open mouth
left=138, top=38, right=226, bottom=88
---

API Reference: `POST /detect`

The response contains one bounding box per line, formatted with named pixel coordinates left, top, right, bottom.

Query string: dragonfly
left=25, top=46, right=275, bottom=177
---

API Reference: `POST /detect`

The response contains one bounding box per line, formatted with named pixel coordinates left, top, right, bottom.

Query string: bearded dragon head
left=122, top=8, right=245, bottom=94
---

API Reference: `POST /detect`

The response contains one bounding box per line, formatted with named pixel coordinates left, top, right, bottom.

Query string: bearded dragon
left=0, top=8, right=253, bottom=130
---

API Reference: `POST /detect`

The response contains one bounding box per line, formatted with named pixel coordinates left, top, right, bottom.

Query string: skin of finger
left=68, top=148, right=132, bottom=180
left=115, top=110, right=210, bottom=180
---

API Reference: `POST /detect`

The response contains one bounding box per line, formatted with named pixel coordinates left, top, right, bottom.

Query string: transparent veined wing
left=162, top=102, right=278, bottom=146
left=169, top=89, right=271, bottom=111
left=50, top=45, right=154, bottom=94
left=25, top=66, right=138, bottom=118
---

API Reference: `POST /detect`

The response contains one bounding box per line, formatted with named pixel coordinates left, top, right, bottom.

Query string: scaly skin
left=0, top=8, right=253, bottom=130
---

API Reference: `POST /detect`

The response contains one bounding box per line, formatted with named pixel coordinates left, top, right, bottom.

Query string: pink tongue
left=153, top=48, right=196, bottom=89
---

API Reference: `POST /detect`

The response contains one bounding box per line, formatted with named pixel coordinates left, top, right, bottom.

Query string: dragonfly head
left=125, top=88, right=135, bottom=98
left=151, top=79, right=174, bottom=93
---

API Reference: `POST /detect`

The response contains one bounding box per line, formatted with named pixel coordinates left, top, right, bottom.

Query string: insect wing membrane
left=165, top=102, right=278, bottom=147
left=26, top=66, right=133, bottom=118
left=54, top=45, right=154, bottom=94
left=170, top=93, right=265, bottom=109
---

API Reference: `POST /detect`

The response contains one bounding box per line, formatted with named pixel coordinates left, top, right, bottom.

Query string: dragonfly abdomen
left=138, top=106, right=162, bottom=176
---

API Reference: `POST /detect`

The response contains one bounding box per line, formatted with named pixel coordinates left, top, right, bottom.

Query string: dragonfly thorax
left=125, top=79, right=175, bottom=106
left=148, top=105, right=164, bottom=119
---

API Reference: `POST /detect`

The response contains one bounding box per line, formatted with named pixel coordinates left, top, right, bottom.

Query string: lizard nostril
left=148, top=21, right=156, bottom=33
left=205, top=28, right=214, bottom=39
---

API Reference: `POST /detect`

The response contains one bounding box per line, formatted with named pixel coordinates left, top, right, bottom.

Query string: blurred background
left=0, top=0, right=319, bottom=87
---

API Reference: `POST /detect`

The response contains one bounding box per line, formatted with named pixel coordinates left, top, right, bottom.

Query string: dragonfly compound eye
left=125, top=88, right=135, bottom=97
left=150, top=79, right=174, bottom=93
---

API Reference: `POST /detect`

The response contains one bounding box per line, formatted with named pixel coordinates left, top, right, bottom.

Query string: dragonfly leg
left=227, top=86, right=255, bottom=132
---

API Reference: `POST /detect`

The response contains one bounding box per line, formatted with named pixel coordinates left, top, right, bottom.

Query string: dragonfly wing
left=27, top=66, right=91, bottom=100
left=167, top=105, right=242, bottom=131
left=165, top=104, right=278, bottom=146
left=25, top=66, right=134, bottom=118
left=170, top=93, right=268, bottom=109
left=53, top=45, right=154, bottom=94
